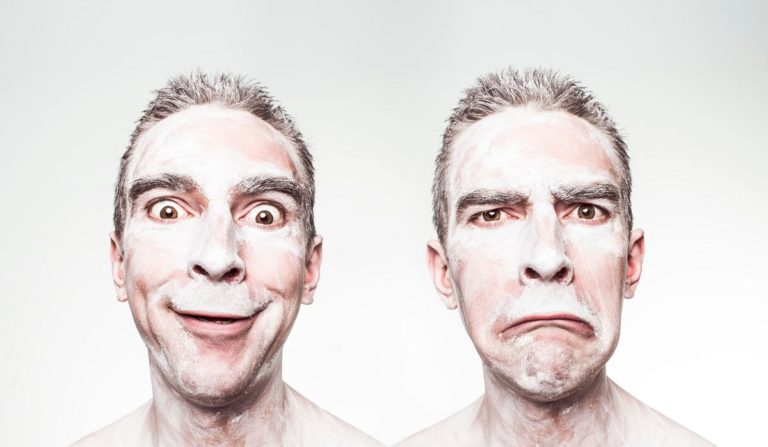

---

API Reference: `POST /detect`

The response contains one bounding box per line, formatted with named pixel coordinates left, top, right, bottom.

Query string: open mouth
left=187, top=315, right=247, bottom=324
left=173, top=309, right=259, bottom=336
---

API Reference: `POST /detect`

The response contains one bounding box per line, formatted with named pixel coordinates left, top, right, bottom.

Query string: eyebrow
left=128, top=173, right=200, bottom=210
left=231, top=175, right=305, bottom=206
left=553, top=183, right=620, bottom=205
left=455, top=189, right=529, bottom=221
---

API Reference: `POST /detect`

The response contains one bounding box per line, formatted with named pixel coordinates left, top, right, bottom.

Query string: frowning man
left=73, top=73, right=382, bottom=447
left=399, top=68, right=713, bottom=446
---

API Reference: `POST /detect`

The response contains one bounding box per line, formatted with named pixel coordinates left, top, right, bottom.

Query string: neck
left=147, top=356, right=290, bottom=447
left=478, top=368, right=627, bottom=446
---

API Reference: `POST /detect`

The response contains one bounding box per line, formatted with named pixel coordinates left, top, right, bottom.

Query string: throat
left=479, top=370, right=622, bottom=446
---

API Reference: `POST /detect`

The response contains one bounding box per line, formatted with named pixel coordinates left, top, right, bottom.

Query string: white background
left=1, top=1, right=765, bottom=445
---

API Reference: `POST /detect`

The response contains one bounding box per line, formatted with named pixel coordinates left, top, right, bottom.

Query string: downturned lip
left=503, top=313, right=594, bottom=337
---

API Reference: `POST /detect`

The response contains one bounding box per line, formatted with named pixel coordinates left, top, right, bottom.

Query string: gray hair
left=432, top=67, right=632, bottom=243
left=113, top=72, right=315, bottom=244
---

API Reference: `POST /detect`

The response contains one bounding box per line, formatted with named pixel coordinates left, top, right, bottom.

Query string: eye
left=148, top=200, right=189, bottom=221
left=577, top=204, right=596, bottom=219
left=244, top=203, right=284, bottom=227
left=481, top=209, right=502, bottom=222
left=569, top=203, right=608, bottom=223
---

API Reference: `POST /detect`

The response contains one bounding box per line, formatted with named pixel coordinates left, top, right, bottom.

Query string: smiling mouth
left=503, top=314, right=594, bottom=338
left=173, top=309, right=260, bottom=337
left=186, top=315, right=248, bottom=324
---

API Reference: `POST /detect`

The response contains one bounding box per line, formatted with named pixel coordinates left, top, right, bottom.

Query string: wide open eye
left=244, top=203, right=284, bottom=227
left=148, top=200, right=189, bottom=221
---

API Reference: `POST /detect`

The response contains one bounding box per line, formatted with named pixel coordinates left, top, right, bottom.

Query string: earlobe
left=623, top=229, right=645, bottom=299
left=301, top=235, right=323, bottom=305
left=427, top=240, right=458, bottom=310
left=109, top=232, right=128, bottom=302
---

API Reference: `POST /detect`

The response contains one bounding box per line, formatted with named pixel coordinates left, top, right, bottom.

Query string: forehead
left=447, top=108, right=621, bottom=201
left=126, top=105, right=301, bottom=189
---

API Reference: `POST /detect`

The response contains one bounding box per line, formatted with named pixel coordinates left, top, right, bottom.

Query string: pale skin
left=73, top=105, right=382, bottom=447
left=397, top=108, right=713, bottom=446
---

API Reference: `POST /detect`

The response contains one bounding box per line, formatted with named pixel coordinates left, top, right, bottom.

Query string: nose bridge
left=519, top=203, right=572, bottom=284
left=532, top=204, right=563, bottom=252
left=189, top=205, right=244, bottom=283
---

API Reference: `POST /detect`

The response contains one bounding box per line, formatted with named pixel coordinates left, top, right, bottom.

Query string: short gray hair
left=432, top=68, right=632, bottom=243
left=113, top=72, right=315, bottom=243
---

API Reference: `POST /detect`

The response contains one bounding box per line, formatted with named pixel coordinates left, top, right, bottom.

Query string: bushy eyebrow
left=553, top=183, right=620, bottom=205
left=128, top=173, right=199, bottom=212
left=455, top=189, right=528, bottom=221
left=231, top=175, right=305, bottom=206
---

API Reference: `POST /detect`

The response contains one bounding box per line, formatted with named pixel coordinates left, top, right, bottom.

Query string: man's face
left=110, top=105, right=321, bottom=406
left=428, top=108, right=644, bottom=401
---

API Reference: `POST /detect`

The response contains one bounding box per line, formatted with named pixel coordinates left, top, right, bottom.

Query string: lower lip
left=503, top=319, right=594, bottom=338
left=176, top=313, right=256, bottom=338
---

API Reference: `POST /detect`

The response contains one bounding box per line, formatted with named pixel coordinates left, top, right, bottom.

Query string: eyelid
left=146, top=197, right=194, bottom=221
left=467, top=207, right=521, bottom=226
left=240, top=201, right=287, bottom=226
left=563, top=203, right=610, bottom=222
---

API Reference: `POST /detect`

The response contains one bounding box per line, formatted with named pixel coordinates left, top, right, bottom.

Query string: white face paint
left=443, top=107, right=638, bottom=401
left=113, top=105, right=320, bottom=406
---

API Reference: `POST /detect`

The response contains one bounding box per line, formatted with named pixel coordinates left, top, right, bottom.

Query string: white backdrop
left=1, top=1, right=765, bottom=445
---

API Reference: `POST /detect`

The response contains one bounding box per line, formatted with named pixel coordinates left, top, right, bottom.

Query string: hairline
left=439, top=107, right=631, bottom=242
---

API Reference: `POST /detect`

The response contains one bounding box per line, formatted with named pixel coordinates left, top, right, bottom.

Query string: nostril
left=221, top=267, right=243, bottom=283
left=192, top=265, right=209, bottom=277
left=554, top=267, right=569, bottom=282
left=524, top=267, right=541, bottom=280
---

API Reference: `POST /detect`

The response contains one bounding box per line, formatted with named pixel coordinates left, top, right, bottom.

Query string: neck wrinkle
left=477, top=367, right=624, bottom=446
left=147, top=355, right=290, bottom=447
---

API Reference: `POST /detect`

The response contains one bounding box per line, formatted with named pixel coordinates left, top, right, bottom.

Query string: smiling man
left=398, top=69, right=712, bottom=446
left=73, top=73, right=381, bottom=447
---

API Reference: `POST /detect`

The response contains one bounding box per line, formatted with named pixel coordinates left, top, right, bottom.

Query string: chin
left=488, top=339, right=607, bottom=402
left=175, top=369, right=254, bottom=408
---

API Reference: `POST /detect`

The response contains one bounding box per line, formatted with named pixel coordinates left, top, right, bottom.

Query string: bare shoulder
left=285, top=386, right=384, bottom=447
left=614, top=385, right=715, bottom=447
left=395, top=399, right=481, bottom=447
left=69, top=400, right=153, bottom=447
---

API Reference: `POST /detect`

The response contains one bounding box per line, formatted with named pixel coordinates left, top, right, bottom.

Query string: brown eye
left=255, top=210, right=274, bottom=225
left=577, top=204, right=596, bottom=219
left=482, top=210, right=501, bottom=222
left=160, top=205, right=178, bottom=219
left=149, top=200, right=188, bottom=221
left=245, top=204, right=284, bottom=227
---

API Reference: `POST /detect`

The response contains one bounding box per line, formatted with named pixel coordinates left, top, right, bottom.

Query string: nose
left=519, top=208, right=573, bottom=286
left=189, top=214, right=245, bottom=284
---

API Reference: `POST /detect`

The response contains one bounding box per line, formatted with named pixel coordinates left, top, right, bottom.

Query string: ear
left=427, top=239, right=458, bottom=310
left=623, top=229, right=645, bottom=299
left=301, top=235, right=323, bottom=305
left=109, top=232, right=128, bottom=302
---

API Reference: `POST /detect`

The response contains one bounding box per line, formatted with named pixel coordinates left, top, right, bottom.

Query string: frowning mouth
left=502, top=313, right=595, bottom=338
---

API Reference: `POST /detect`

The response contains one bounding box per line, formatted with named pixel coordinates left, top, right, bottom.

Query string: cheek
left=123, top=228, right=194, bottom=292
left=450, top=229, right=527, bottom=333
left=240, top=230, right=306, bottom=297
left=566, top=228, right=626, bottom=324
